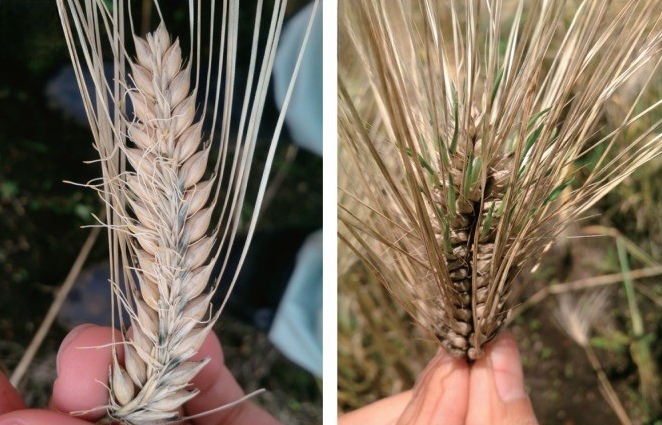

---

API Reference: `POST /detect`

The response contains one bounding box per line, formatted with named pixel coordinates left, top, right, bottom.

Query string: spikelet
left=339, top=0, right=662, bottom=359
left=56, top=0, right=317, bottom=423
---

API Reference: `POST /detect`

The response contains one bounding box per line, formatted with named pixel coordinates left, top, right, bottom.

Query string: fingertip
left=467, top=332, right=539, bottom=425
left=183, top=332, right=279, bottom=425
left=52, top=325, right=122, bottom=421
left=487, top=332, right=527, bottom=402
left=397, top=347, right=469, bottom=425
left=434, top=345, right=468, bottom=368
left=0, top=371, right=26, bottom=414
left=188, top=331, right=225, bottom=393
left=55, top=324, right=95, bottom=371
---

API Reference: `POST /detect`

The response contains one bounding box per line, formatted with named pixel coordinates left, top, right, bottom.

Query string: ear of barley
left=56, top=0, right=318, bottom=423
left=339, top=0, right=662, bottom=360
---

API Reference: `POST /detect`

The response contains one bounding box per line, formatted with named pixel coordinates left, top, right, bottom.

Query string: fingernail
left=56, top=323, right=94, bottom=371
left=490, top=333, right=528, bottom=401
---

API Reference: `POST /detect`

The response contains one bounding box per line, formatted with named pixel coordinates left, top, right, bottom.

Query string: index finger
left=51, top=324, right=122, bottom=422
left=184, top=331, right=282, bottom=425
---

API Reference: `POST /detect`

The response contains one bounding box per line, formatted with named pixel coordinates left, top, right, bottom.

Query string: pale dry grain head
left=56, top=0, right=318, bottom=423
left=553, top=290, right=635, bottom=424
left=554, top=290, right=611, bottom=347
left=105, top=25, right=215, bottom=422
left=339, top=0, right=662, bottom=360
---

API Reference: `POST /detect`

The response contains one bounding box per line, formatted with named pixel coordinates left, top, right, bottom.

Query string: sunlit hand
left=339, top=332, right=538, bottom=425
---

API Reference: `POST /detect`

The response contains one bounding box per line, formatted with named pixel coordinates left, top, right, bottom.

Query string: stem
left=616, top=238, right=643, bottom=337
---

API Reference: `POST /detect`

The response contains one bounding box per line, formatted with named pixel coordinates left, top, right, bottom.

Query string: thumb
left=466, top=332, right=538, bottom=425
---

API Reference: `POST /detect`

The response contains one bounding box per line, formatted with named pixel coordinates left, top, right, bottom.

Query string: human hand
left=0, top=324, right=281, bottom=425
left=339, top=332, right=538, bottom=425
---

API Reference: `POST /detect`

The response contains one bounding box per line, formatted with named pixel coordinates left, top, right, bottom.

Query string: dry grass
left=338, top=262, right=435, bottom=411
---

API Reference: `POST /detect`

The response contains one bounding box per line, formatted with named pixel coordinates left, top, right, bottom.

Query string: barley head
left=339, top=0, right=662, bottom=360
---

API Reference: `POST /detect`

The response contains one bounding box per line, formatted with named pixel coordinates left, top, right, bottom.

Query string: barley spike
left=339, top=0, right=662, bottom=359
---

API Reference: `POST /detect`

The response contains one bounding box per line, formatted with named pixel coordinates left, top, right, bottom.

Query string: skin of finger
left=51, top=325, right=123, bottom=422
left=48, top=324, right=276, bottom=425
left=0, top=371, right=26, bottom=415
left=396, top=348, right=469, bottom=425
left=338, top=349, right=470, bottom=425
left=0, top=409, right=94, bottom=425
left=466, top=333, right=539, bottom=425
left=184, top=332, right=282, bottom=425
left=338, top=391, right=414, bottom=425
